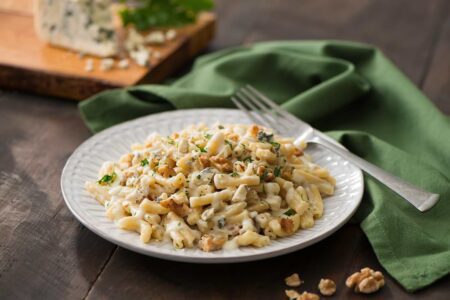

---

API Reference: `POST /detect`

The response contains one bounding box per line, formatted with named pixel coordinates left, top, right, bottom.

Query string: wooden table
left=0, top=0, right=448, bottom=299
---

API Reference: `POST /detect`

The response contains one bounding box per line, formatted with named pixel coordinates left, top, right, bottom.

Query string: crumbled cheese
left=145, top=31, right=165, bottom=44
left=165, top=29, right=177, bottom=41
left=85, top=59, right=94, bottom=72
left=130, top=49, right=150, bottom=67
left=125, top=28, right=146, bottom=52
left=118, top=59, right=130, bottom=69
left=100, top=58, right=114, bottom=71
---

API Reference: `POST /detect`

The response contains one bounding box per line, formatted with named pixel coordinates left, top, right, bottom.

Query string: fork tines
left=231, top=85, right=298, bottom=133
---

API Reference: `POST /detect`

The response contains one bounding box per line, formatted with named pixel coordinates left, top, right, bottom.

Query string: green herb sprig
left=119, top=0, right=214, bottom=31
left=284, top=208, right=296, bottom=216
left=98, top=173, right=117, bottom=185
left=141, top=158, right=149, bottom=166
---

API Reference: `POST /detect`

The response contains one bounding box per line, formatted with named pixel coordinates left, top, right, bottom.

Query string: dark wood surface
left=0, top=1, right=449, bottom=299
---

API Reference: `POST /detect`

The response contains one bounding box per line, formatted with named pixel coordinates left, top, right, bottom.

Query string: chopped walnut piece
left=281, top=168, right=292, bottom=180
left=346, top=267, right=385, bottom=294
left=318, top=278, right=336, bottom=296
left=285, top=289, right=301, bottom=300
left=298, top=292, right=320, bottom=300
left=285, top=290, right=320, bottom=300
left=294, top=148, right=303, bottom=156
left=256, top=165, right=266, bottom=177
left=284, top=273, right=302, bottom=287
left=199, top=154, right=210, bottom=168
left=210, top=156, right=233, bottom=172
left=280, top=218, right=294, bottom=234
left=157, top=165, right=174, bottom=177
left=264, top=172, right=275, bottom=182
left=249, top=124, right=260, bottom=137
left=198, top=233, right=227, bottom=252
left=228, top=133, right=239, bottom=142
left=160, top=199, right=189, bottom=217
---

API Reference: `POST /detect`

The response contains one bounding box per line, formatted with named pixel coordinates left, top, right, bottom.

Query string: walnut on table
left=346, top=267, right=385, bottom=294
left=285, top=290, right=320, bottom=300
left=318, top=278, right=336, bottom=296
left=284, top=273, right=302, bottom=287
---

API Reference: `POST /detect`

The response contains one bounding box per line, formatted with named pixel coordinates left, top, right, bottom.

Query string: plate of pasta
left=61, top=109, right=363, bottom=263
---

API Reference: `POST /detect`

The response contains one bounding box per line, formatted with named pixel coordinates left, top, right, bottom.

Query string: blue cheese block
left=34, top=0, right=118, bottom=57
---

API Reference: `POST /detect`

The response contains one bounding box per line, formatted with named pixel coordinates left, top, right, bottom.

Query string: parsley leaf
left=225, top=140, right=233, bottom=149
left=243, top=156, right=253, bottom=163
left=98, top=173, right=116, bottom=185
left=257, top=131, right=273, bottom=143
left=260, top=169, right=268, bottom=180
left=284, top=208, right=296, bottom=216
left=119, top=0, right=214, bottom=31
left=270, top=141, right=280, bottom=151
left=196, top=145, right=207, bottom=153
left=140, top=158, right=149, bottom=166
left=218, top=125, right=224, bottom=129
left=167, top=137, right=175, bottom=145
left=230, top=172, right=239, bottom=177
left=274, top=166, right=282, bottom=177
left=204, top=133, right=212, bottom=139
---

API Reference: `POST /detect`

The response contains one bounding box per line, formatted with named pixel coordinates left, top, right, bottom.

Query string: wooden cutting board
left=0, top=0, right=216, bottom=100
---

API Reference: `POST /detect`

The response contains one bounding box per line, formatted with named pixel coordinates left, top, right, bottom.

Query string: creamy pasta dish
left=85, top=123, right=335, bottom=251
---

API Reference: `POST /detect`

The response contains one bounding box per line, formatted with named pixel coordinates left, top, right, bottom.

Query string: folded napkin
left=79, top=41, right=450, bottom=292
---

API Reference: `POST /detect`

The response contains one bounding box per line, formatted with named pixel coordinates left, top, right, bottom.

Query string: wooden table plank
left=0, top=0, right=33, bottom=16
left=85, top=225, right=450, bottom=300
left=0, top=93, right=116, bottom=299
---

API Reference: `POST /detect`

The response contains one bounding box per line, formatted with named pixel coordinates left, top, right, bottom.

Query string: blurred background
left=210, top=0, right=449, bottom=113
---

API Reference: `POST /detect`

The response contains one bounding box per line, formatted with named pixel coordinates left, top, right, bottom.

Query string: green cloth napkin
left=79, top=40, right=450, bottom=292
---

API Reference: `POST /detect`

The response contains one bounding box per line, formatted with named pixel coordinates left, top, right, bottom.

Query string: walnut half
left=285, top=290, right=319, bottom=300
left=346, top=267, right=385, bottom=294
left=318, top=278, right=336, bottom=296
left=284, top=273, right=302, bottom=287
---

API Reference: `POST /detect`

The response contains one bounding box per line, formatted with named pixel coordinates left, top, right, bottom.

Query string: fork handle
left=312, top=136, right=439, bottom=212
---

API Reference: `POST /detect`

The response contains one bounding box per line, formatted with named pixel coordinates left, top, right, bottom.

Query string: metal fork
left=231, top=85, right=439, bottom=212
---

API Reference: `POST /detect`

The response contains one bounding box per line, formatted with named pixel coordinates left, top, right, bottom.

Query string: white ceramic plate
left=61, top=109, right=363, bottom=263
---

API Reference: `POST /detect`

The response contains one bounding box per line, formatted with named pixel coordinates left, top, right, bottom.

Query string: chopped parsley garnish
left=270, top=141, right=280, bottom=151
left=119, top=0, right=214, bottom=31
left=260, top=169, right=269, bottom=180
left=230, top=172, right=239, bottom=177
left=257, top=131, right=273, bottom=142
left=218, top=125, right=224, bottom=129
left=140, top=158, right=149, bottom=166
left=274, top=166, right=282, bottom=177
left=243, top=156, right=253, bottom=163
left=225, top=140, right=233, bottom=149
left=196, top=145, right=207, bottom=153
left=218, top=217, right=226, bottom=229
left=204, top=133, right=212, bottom=139
left=167, top=137, right=175, bottom=145
left=98, top=173, right=116, bottom=185
left=284, top=208, right=296, bottom=216
left=196, top=174, right=201, bottom=179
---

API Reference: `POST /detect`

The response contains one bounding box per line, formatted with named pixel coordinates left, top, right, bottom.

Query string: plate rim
left=61, top=108, right=364, bottom=263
